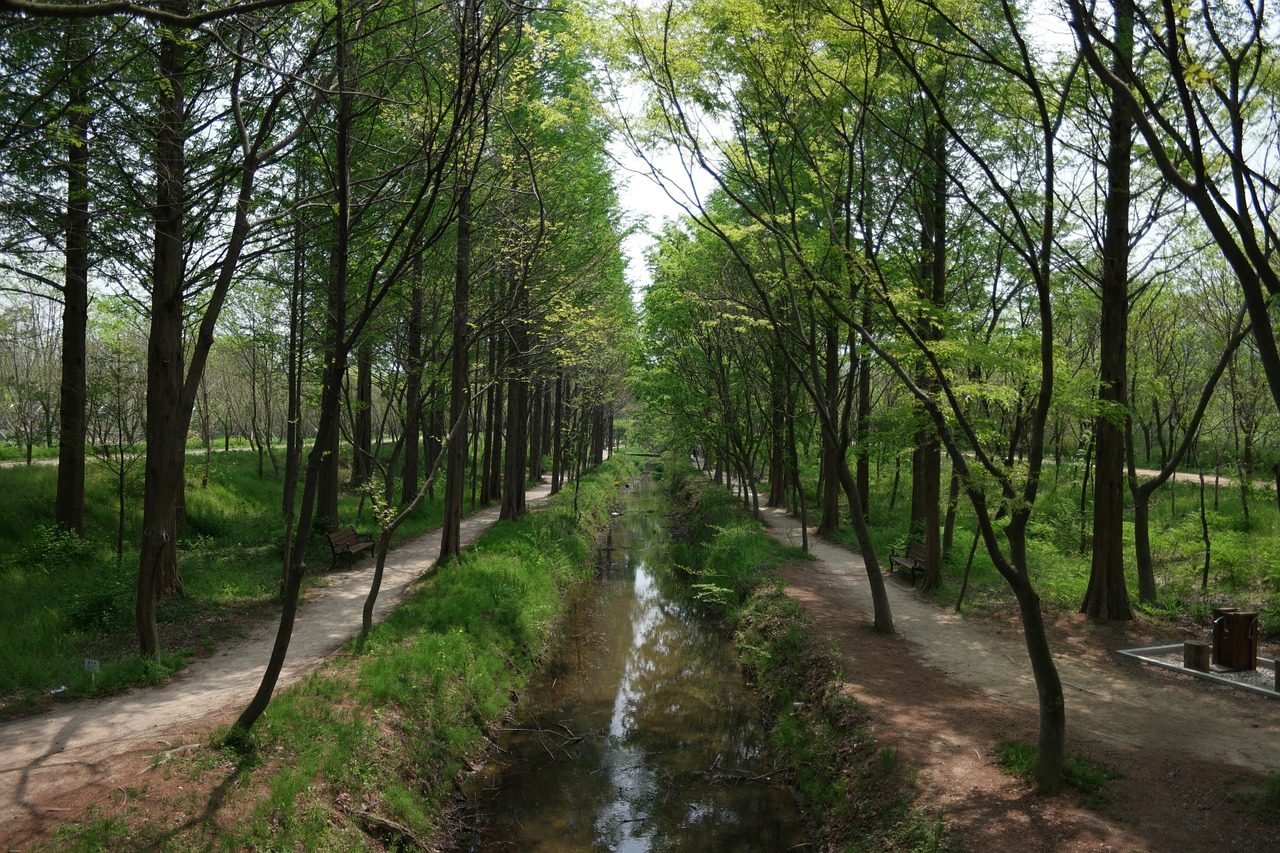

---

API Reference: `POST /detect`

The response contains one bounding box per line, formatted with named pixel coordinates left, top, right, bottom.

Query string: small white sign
left=83, top=658, right=100, bottom=674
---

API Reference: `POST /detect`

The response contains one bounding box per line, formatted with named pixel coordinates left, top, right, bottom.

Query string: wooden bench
left=889, top=541, right=927, bottom=587
left=327, top=526, right=374, bottom=570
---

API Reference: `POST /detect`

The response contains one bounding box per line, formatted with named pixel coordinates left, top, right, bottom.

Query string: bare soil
left=762, top=506, right=1280, bottom=853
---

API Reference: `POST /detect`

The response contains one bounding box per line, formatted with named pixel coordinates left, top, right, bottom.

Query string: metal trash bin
left=1212, top=609, right=1258, bottom=671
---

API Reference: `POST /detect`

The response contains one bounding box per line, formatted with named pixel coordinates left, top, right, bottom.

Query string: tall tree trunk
left=500, top=348, right=527, bottom=520
left=591, top=408, right=605, bottom=465
left=424, top=396, right=441, bottom=502
left=817, top=323, right=841, bottom=534
left=501, top=273, right=529, bottom=520
left=767, top=352, right=789, bottom=509
left=401, top=276, right=425, bottom=504
left=352, top=338, right=373, bottom=487
left=527, top=377, right=543, bottom=481
left=942, top=469, right=960, bottom=561
left=440, top=183, right=471, bottom=559
left=136, top=12, right=187, bottom=657
left=550, top=370, right=564, bottom=495
left=913, top=112, right=945, bottom=592
left=1082, top=0, right=1135, bottom=621
left=480, top=335, right=497, bottom=504
left=281, top=182, right=306, bottom=578
left=854, top=295, right=873, bottom=517
left=55, top=24, right=90, bottom=537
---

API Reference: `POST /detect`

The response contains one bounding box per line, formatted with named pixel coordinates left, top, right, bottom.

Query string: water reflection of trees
left=462, top=478, right=803, bottom=852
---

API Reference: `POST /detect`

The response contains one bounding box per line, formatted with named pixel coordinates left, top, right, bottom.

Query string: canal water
left=457, top=470, right=807, bottom=852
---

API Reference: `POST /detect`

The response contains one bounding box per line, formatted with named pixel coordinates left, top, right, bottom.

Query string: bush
left=59, top=561, right=135, bottom=632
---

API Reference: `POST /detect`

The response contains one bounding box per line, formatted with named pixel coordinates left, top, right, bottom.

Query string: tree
left=85, top=297, right=147, bottom=558
left=1068, top=0, right=1280, bottom=424
left=237, top=0, right=525, bottom=735
left=1080, top=0, right=1135, bottom=621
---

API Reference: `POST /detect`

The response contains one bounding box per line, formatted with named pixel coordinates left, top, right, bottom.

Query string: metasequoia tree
left=1078, top=0, right=1136, bottom=620
left=1068, top=0, right=1280, bottom=424
left=236, top=0, right=522, bottom=734
left=0, top=16, right=129, bottom=532
left=1, top=1, right=320, bottom=655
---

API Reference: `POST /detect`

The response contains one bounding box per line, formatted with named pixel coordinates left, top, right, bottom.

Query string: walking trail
left=760, top=505, right=1279, bottom=853
left=0, top=484, right=552, bottom=848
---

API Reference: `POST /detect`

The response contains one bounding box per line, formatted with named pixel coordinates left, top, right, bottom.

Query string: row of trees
left=606, top=0, right=1280, bottom=787
left=0, top=0, right=635, bottom=733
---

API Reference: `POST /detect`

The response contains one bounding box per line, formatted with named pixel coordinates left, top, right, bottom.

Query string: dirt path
left=0, top=485, right=551, bottom=847
left=760, top=507, right=1280, bottom=852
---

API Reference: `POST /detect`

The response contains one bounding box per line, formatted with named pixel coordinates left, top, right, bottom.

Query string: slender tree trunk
left=281, top=191, right=306, bottom=580
left=817, top=324, right=841, bottom=534
left=440, top=183, right=471, bottom=560
left=768, top=351, right=789, bottom=509
left=854, top=298, right=872, bottom=517
left=401, top=277, right=424, bottom=504
left=500, top=366, right=527, bottom=520
left=527, top=378, right=543, bottom=481
left=942, top=469, right=959, bottom=561
left=501, top=280, right=529, bottom=521
left=550, top=371, right=563, bottom=495
left=352, top=338, right=373, bottom=487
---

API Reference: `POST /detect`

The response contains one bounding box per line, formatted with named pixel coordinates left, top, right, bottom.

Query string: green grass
left=207, top=455, right=637, bottom=851
left=996, top=739, right=1123, bottom=808
left=0, top=448, right=480, bottom=716
left=40, top=454, right=637, bottom=850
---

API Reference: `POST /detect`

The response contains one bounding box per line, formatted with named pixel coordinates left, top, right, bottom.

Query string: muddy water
left=458, top=472, right=807, bottom=852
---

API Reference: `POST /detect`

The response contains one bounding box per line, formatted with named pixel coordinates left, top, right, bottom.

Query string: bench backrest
left=328, top=527, right=360, bottom=547
left=907, top=541, right=928, bottom=561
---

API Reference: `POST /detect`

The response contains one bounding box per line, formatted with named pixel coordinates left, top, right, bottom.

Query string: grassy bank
left=50, top=454, right=637, bottom=852
left=663, top=461, right=950, bottom=853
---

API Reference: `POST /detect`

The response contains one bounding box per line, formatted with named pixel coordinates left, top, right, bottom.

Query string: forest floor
left=0, top=483, right=553, bottom=850
left=762, top=507, right=1280, bottom=853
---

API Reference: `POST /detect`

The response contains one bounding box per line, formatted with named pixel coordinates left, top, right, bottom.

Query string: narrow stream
left=457, top=470, right=807, bottom=852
